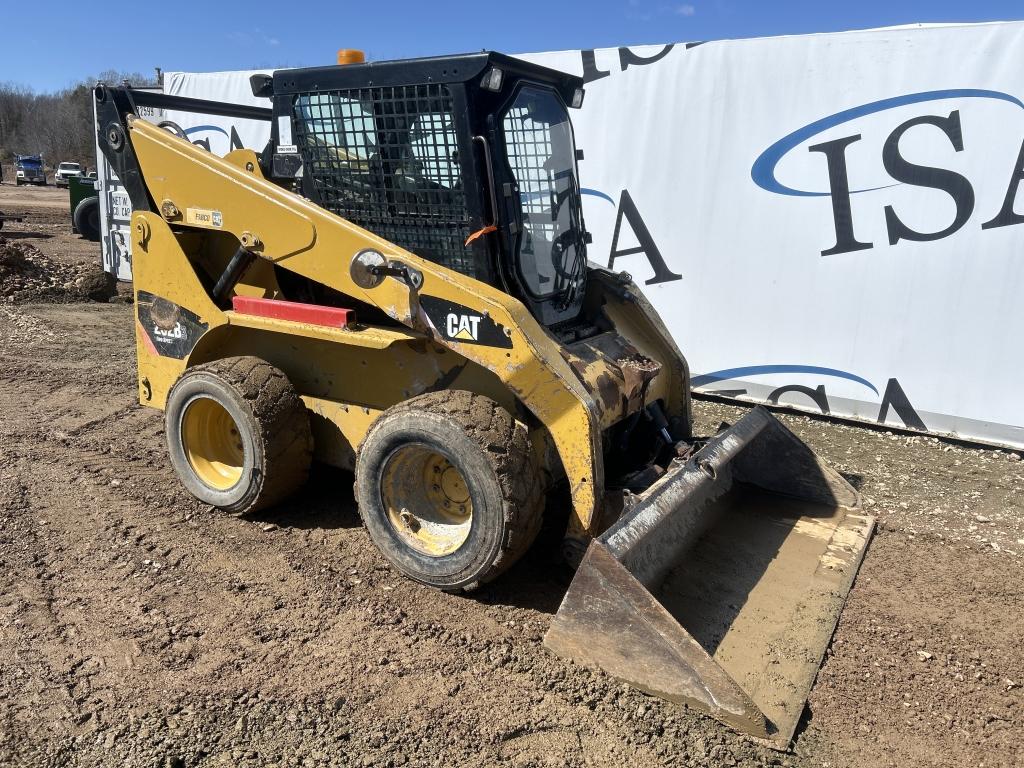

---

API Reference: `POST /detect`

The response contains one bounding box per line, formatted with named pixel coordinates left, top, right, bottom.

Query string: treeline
left=0, top=70, right=157, bottom=170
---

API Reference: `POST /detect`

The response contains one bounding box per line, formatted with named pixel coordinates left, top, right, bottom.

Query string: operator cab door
left=489, top=83, right=587, bottom=327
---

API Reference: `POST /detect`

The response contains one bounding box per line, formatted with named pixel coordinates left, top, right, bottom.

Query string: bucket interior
left=545, top=409, right=874, bottom=747
left=654, top=485, right=871, bottom=743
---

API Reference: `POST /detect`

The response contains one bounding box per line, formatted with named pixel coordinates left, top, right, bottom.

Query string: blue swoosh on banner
left=524, top=188, right=610, bottom=205
left=580, top=188, right=615, bottom=205
left=184, top=124, right=230, bottom=138
left=751, top=88, right=1024, bottom=197
left=691, top=364, right=879, bottom=396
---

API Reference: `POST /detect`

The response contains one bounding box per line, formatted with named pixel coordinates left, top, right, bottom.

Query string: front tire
left=165, top=356, right=313, bottom=514
left=355, top=391, right=543, bottom=591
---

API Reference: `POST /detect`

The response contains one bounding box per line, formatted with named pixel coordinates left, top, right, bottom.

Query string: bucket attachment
left=545, top=406, right=874, bottom=748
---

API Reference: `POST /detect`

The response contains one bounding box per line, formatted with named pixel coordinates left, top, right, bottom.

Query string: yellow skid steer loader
left=94, top=52, right=873, bottom=747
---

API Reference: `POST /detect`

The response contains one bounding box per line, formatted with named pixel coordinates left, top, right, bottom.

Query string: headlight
left=480, top=67, right=504, bottom=92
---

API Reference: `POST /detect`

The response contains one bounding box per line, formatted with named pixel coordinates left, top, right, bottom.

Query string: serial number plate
left=110, top=191, right=131, bottom=221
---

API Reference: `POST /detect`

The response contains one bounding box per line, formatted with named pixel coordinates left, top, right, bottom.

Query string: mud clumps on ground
left=0, top=236, right=116, bottom=303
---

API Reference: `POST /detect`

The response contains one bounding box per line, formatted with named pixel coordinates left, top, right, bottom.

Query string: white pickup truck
left=54, top=162, right=83, bottom=187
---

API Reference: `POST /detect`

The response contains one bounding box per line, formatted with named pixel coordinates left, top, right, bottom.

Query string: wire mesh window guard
left=293, top=84, right=479, bottom=278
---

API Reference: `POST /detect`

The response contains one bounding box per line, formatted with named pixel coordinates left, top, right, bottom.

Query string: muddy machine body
left=94, top=52, right=873, bottom=746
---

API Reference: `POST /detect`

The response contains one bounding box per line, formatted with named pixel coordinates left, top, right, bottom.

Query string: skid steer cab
left=94, top=51, right=873, bottom=747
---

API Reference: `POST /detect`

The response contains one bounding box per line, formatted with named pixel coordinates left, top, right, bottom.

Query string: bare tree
left=0, top=70, right=158, bottom=173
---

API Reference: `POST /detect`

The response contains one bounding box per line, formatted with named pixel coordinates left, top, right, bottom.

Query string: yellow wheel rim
left=381, top=444, right=473, bottom=557
left=181, top=397, right=244, bottom=491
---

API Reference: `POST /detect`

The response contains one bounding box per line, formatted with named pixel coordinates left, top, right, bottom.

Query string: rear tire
left=165, top=356, right=313, bottom=514
left=355, top=391, right=543, bottom=591
left=73, top=197, right=101, bottom=241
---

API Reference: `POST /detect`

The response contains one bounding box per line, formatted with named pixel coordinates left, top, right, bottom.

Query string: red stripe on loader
left=232, top=296, right=354, bottom=329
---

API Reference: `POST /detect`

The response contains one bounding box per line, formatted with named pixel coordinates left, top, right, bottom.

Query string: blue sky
left=3, top=0, right=1022, bottom=92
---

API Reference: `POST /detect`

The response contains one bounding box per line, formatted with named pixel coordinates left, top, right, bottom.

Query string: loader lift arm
left=94, top=84, right=608, bottom=537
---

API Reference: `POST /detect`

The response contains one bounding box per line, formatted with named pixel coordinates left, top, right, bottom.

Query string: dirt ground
left=0, top=182, right=104, bottom=265
left=0, top=183, right=1021, bottom=768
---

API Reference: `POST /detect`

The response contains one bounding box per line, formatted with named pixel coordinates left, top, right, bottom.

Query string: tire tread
left=177, top=356, right=313, bottom=513
left=358, top=390, right=543, bottom=590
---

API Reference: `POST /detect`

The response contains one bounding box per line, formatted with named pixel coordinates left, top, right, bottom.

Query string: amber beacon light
left=337, top=49, right=366, bottom=65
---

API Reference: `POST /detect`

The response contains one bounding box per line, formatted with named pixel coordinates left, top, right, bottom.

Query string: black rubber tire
left=165, top=356, right=313, bottom=514
left=73, top=197, right=101, bottom=241
left=355, top=390, right=543, bottom=591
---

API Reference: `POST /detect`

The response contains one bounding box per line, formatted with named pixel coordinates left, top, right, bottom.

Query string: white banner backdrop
left=163, top=70, right=273, bottom=154
left=151, top=22, right=1024, bottom=448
